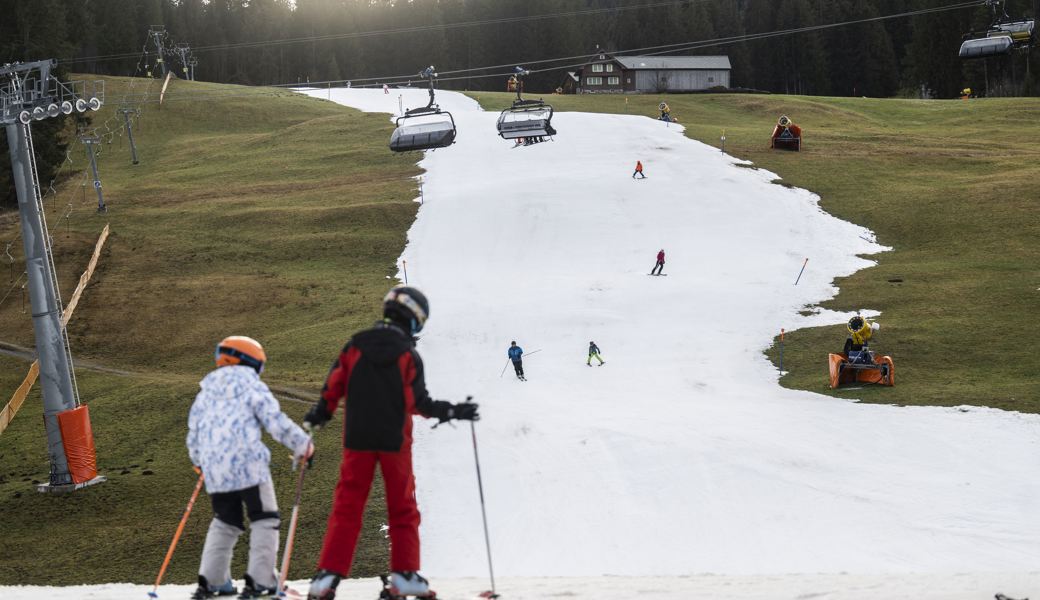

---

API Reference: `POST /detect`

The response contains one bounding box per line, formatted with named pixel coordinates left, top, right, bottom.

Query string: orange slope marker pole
left=779, top=328, right=785, bottom=374
left=149, top=471, right=205, bottom=598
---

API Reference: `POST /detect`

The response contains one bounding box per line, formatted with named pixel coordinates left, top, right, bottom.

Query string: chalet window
left=626, top=78, right=631, bottom=84
left=587, top=76, right=603, bottom=85
left=592, top=64, right=604, bottom=73
left=605, top=64, right=614, bottom=72
left=607, top=76, right=620, bottom=85
left=708, top=76, right=714, bottom=83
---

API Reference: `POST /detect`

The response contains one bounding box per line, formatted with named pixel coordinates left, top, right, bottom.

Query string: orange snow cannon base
left=828, top=353, right=895, bottom=389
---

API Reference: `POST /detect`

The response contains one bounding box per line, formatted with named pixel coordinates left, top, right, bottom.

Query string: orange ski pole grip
left=149, top=471, right=205, bottom=598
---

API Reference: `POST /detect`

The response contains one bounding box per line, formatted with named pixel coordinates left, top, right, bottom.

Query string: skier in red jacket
left=632, top=160, right=646, bottom=179
left=304, top=286, right=479, bottom=600
left=651, top=249, right=665, bottom=275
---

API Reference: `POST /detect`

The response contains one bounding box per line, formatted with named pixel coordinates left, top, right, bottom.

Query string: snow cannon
left=659, top=101, right=673, bottom=122
left=770, top=114, right=801, bottom=151
left=828, top=352, right=894, bottom=388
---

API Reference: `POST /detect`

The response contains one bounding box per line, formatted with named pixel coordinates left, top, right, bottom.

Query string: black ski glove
left=451, top=402, right=480, bottom=421
left=304, top=403, right=332, bottom=431
left=432, top=400, right=480, bottom=424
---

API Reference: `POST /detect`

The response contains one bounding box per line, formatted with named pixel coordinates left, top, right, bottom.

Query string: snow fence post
left=402, top=260, right=408, bottom=285
left=779, top=328, right=785, bottom=374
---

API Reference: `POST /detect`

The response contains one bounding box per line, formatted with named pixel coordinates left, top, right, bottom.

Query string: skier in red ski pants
left=304, top=286, right=479, bottom=600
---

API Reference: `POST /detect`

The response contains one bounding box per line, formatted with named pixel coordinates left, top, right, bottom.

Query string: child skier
left=303, top=286, right=479, bottom=600
left=187, top=336, right=314, bottom=600
left=508, top=341, right=525, bottom=380
left=632, top=160, right=646, bottom=179
left=587, top=341, right=604, bottom=366
left=651, top=249, right=665, bottom=275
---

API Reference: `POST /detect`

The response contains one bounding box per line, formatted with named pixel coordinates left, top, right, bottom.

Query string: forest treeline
left=2, top=0, right=1038, bottom=206
left=3, top=0, right=1038, bottom=98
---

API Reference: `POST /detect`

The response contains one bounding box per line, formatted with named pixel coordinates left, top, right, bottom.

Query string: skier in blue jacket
left=508, top=341, right=525, bottom=380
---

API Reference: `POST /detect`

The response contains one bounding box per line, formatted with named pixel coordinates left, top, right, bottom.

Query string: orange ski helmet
left=215, top=335, right=267, bottom=374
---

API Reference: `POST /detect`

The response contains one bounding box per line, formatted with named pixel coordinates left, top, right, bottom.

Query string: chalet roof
left=613, top=55, right=731, bottom=70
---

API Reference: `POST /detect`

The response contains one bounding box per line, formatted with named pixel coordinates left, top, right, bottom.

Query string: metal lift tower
left=0, top=60, right=105, bottom=492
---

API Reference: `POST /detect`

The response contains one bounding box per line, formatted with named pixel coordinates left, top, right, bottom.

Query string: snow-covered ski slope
left=9, top=89, right=1037, bottom=600
left=299, top=89, right=1040, bottom=579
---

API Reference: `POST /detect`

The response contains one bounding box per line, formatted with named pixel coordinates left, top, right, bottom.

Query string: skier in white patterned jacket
left=187, top=335, right=314, bottom=600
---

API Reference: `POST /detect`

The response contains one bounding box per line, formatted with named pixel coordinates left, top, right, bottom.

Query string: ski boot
left=191, top=575, right=237, bottom=599
left=307, top=570, right=342, bottom=600
left=238, top=574, right=278, bottom=598
left=380, top=572, right=436, bottom=599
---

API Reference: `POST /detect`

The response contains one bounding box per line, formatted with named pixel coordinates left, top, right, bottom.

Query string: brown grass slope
left=0, top=77, right=422, bottom=584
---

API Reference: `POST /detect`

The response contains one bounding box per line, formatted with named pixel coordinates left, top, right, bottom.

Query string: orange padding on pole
left=57, top=405, right=98, bottom=484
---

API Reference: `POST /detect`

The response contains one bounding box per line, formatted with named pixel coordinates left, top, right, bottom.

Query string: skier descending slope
left=587, top=341, right=605, bottom=367
left=508, top=341, right=525, bottom=380
left=186, top=336, right=314, bottom=600
left=650, top=249, right=666, bottom=276
left=304, top=286, right=480, bottom=600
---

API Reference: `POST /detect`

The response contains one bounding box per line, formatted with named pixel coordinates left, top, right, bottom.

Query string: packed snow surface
left=4, top=573, right=1039, bottom=600
left=293, top=88, right=1040, bottom=580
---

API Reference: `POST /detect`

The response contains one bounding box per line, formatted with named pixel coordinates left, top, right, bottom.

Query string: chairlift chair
left=496, top=68, right=556, bottom=142
left=959, top=0, right=1035, bottom=58
left=389, top=66, right=457, bottom=153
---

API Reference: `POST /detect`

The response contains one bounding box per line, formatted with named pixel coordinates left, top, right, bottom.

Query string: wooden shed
left=577, top=51, right=731, bottom=93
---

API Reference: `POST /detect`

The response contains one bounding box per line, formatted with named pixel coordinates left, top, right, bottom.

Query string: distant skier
left=587, top=341, right=605, bottom=366
left=304, top=286, right=479, bottom=600
left=187, top=336, right=314, bottom=600
left=843, top=315, right=880, bottom=365
left=508, top=341, right=525, bottom=380
left=651, top=249, right=665, bottom=275
left=382, top=83, right=389, bottom=94
left=632, top=160, right=646, bottom=179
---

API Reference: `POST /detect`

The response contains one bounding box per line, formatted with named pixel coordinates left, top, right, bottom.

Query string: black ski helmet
left=383, top=286, right=430, bottom=334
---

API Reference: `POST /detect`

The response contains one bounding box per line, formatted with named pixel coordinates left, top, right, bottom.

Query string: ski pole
left=277, top=445, right=311, bottom=598
left=149, top=470, right=205, bottom=598
left=794, top=258, right=808, bottom=285
left=470, top=420, right=499, bottom=599
left=499, top=358, right=510, bottom=378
